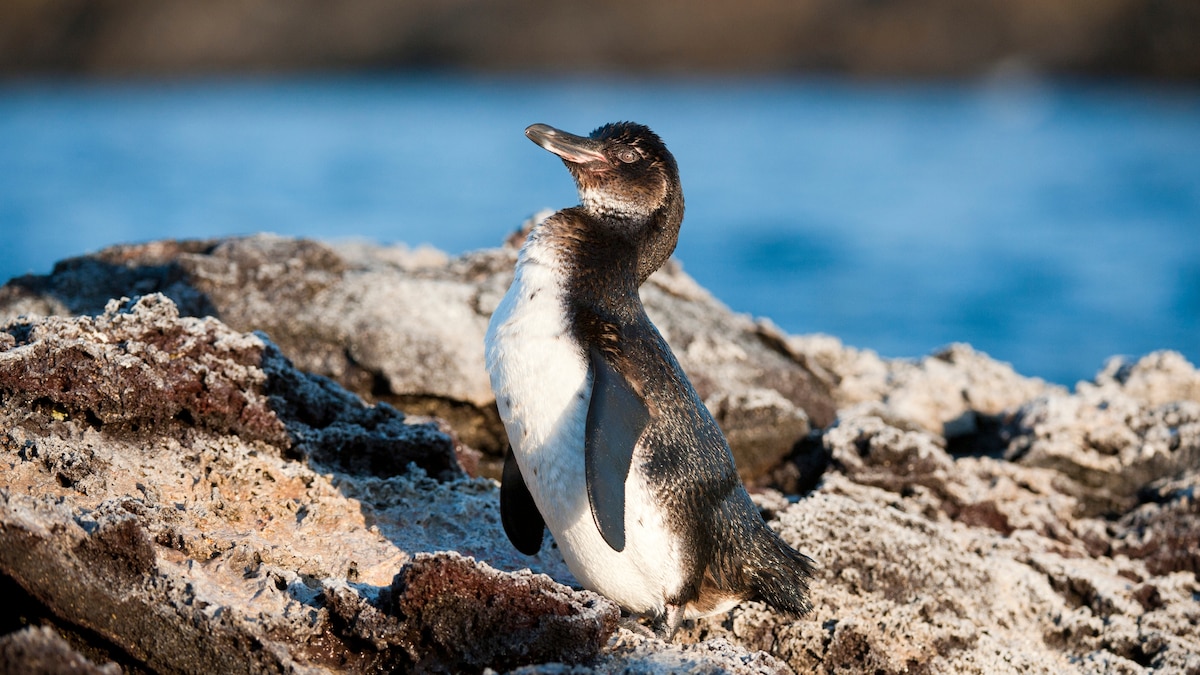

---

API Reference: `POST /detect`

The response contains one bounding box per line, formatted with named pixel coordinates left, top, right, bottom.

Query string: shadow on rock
left=2, top=234, right=508, bottom=458
left=0, top=240, right=223, bottom=319
left=0, top=232, right=839, bottom=482
left=0, top=293, right=615, bottom=673
left=261, top=338, right=465, bottom=481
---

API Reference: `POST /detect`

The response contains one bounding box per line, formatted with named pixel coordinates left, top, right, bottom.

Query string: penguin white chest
left=484, top=245, right=686, bottom=616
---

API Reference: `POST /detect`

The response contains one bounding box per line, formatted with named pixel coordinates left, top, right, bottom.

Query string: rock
left=638, top=261, right=835, bottom=479
left=1111, top=471, right=1200, bottom=577
left=0, top=231, right=838, bottom=480
left=1095, top=350, right=1200, bottom=407
left=1005, top=351, right=1200, bottom=514
left=390, top=552, right=619, bottom=672
left=685, top=377, right=1199, bottom=673
left=0, top=296, right=529, bottom=670
left=690, top=464, right=1200, bottom=673
left=786, top=335, right=1057, bottom=439
left=769, top=337, right=1060, bottom=490
left=0, top=293, right=286, bottom=447
left=0, top=293, right=464, bottom=483
left=594, top=633, right=794, bottom=675
left=0, top=626, right=120, bottom=675
left=0, top=292, right=775, bottom=673
left=318, top=551, right=623, bottom=672
left=0, top=235, right=500, bottom=452
left=3, top=237, right=1200, bottom=673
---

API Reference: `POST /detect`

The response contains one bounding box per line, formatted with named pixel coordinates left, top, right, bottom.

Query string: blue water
left=1, top=74, right=1198, bottom=386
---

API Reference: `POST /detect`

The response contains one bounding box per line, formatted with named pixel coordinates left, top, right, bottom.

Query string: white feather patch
left=485, top=227, right=686, bottom=616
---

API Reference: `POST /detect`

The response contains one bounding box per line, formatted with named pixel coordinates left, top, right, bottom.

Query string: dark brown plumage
left=493, top=121, right=815, bottom=638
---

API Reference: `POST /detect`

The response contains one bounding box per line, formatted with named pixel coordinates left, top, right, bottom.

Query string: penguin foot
left=618, top=615, right=656, bottom=638
left=618, top=605, right=687, bottom=642
left=649, top=604, right=686, bottom=641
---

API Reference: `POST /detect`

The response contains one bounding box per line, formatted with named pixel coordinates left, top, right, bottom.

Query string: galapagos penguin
left=485, top=121, right=815, bottom=637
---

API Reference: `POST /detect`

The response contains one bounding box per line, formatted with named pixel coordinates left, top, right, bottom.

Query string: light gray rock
left=786, top=334, right=1058, bottom=437
left=3, top=238, right=1199, bottom=674
left=0, top=625, right=120, bottom=675
left=1006, top=350, right=1200, bottom=514
left=0, top=296, right=572, bottom=671
left=0, top=229, right=837, bottom=480
left=0, top=293, right=786, bottom=673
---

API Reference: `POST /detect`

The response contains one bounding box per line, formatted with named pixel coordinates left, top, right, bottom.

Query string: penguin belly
left=485, top=245, right=687, bottom=616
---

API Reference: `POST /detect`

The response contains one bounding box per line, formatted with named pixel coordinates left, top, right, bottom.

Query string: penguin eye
left=614, top=147, right=640, bottom=164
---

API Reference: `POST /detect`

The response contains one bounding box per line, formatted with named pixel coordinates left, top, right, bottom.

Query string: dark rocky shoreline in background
left=0, top=231, right=1197, bottom=673
left=2, top=0, right=1198, bottom=80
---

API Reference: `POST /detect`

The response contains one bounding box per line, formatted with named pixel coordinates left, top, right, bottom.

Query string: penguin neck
left=633, top=190, right=683, bottom=285
left=548, top=202, right=681, bottom=318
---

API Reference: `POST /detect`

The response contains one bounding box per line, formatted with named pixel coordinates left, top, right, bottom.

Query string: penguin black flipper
left=585, top=346, right=651, bottom=553
left=500, top=446, right=545, bottom=555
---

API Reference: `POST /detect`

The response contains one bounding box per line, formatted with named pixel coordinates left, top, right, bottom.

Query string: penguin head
left=525, top=122, right=682, bottom=223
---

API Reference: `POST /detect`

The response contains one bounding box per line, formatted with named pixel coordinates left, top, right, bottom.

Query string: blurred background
left=1, top=0, right=1198, bottom=385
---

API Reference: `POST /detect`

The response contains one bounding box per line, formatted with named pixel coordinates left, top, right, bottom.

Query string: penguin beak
left=525, top=124, right=608, bottom=166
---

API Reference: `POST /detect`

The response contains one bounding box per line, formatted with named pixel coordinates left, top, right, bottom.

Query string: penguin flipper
left=500, top=446, right=545, bottom=555
left=585, top=346, right=651, bottom=553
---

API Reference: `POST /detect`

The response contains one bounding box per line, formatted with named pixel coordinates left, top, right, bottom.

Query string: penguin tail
left=712, top=496, right=816, bottom=617
left=744, top=524, right=816, bottom=616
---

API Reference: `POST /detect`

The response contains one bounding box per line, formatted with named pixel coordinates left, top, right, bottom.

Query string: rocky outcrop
left=0, top=231, right=836, bottom=480
left=1006, top=352, right=1200, bottom=515
left=1, top=238, right=1198, bottom=673
left=0, top=295, right=614, bottom=673
left=728, top=348, right=1200, bottom=672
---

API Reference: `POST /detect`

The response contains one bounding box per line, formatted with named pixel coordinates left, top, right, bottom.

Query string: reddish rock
left=391, top=552, right=619, bottom=672
left=0, top=294, right=287, bottom=447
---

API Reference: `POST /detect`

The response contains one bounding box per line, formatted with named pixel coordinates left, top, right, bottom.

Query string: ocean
left=1, top=74, right=1197, bottom=386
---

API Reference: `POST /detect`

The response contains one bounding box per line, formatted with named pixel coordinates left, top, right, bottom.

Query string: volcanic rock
left=0, top=229, right=837, bottom=480
left=0, top=239, right=1197, bottom=673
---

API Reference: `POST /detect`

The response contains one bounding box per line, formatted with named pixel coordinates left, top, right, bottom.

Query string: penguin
left=485, top=121, right=815, bottom=637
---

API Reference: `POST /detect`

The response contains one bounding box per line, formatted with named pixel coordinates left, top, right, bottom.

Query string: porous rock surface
left=1, top=236, right=1198, bottom=674
left=0, top=294, right=608, bottom=673
left=0, top=227, right=836, bottom=482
